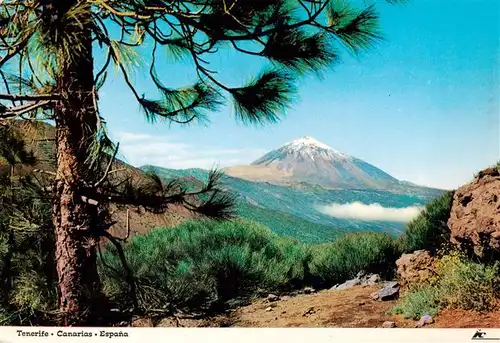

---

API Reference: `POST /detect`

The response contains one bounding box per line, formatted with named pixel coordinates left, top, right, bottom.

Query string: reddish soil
left=132, top=285, right=500, bottom=328
left=433, top=309, right=500, bottom=328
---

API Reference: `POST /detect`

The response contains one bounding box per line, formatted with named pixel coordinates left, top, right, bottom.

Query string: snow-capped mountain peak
left=287, top=136, right=331, bottom=150
left=280, top=136, right=351, bottom=160
left=227, top=135, right=400, bottom=190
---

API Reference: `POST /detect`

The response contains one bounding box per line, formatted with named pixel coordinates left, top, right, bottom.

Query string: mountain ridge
left=224, top=136, right=443, bottom=194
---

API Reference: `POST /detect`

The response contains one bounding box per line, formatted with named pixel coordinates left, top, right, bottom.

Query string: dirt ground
left=131, top=285, right=500, bottom=328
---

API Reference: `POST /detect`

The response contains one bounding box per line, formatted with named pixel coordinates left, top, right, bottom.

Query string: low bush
left=391, top=286, right=440, bottom=319
left=437, top=253, right=499, bottom=311
left=398, top=191, right=454, bottom=254
left=100, top=219, right=312, bottom=312
left=101, top=219, right=402, bottom=312
left=309, top=232, right=401, bottom=287
left=392, top=252, right=500, bottom=319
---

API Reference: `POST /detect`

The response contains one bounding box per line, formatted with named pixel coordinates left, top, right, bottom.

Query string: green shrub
left=399, top=191, right=454, bottom=254
left=301, top=231, right=399, bottom=287
left=100, top=219, right=313, bottom=312
left=437, top=253, right=500, bottom=311
left=392, top=252, right=500, bottom=319
left=101, top=220, right=404, bottom=312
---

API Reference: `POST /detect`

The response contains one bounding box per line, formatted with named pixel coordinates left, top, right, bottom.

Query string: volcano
left=224, top=136, right=406, bottom=190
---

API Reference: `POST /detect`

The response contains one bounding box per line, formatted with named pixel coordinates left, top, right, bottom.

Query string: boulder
left=396, top=250, right=436, bottom=288
left=362, top=274, right=381, bottom=286
left=448, top=167, right=500, bottom=260
left=331, top=278, right=361, bottom=291
left=331, top=272, right=381, bottom=291
left=377, top=281, right=400, bottom=301
left=267, top=294, right=280, bottom=302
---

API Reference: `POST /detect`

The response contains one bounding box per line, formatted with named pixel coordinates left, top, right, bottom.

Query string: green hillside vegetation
left=99, top=188, right=498, bottom=318
left=0, top=166, right=496, bottom=325
left=142, top=165, right=444, bottom=238
left=237, top=202, right=347, bottom=244
left=100, top=219, right=401, bottom=313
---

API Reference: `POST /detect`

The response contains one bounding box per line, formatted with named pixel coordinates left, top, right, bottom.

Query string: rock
left=281, top=295, right=291, bottom=301
left=267, top=294, right=280, bottom=302
left=132, top=317, right=154, bottom=327
left=378, top=281, right=400, bottom=301
left=303, top=287, right=316, bottom=294
left=396, top=250, right=436, bottom=288
left=415, top=314, right=434, bottom=328
left=332, top=278, right=361, bottom=291
left=382, top=321, right=396, bottom=328
left=265, top=306, right=273, bottom=312
left=356, top=270, right=367, bottom=279
left=370, top=291, right=380, bottom=300
left=448, top=168, right=500, bottom=260
left=361, top=274, right=381, bottom=286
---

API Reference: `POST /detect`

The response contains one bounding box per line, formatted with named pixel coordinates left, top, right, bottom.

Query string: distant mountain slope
left=237, top=202, right=347, bottom=243
left=142, top=165, right=444, bottom=237
left=224, top=136, right=444, bottom=196
left=3, top=121, right=197, bottom=239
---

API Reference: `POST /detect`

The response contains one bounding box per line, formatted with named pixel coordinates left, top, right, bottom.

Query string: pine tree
left=0, top=0, right=406, bottom=325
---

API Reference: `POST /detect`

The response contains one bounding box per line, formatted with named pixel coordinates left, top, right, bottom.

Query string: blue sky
left=99, top=0, right=500, bottom=190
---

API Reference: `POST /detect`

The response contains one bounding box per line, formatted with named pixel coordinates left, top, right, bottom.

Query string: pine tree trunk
left=51, top=2, right=102, bottom=325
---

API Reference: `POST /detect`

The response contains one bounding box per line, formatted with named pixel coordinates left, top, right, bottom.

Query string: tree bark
left=51, top=2, right=102, bottom=326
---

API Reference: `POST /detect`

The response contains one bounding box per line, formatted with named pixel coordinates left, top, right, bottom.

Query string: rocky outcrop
left=376, top=282, right=400, bottom=301
left=448, top=167, right=500, bottom=260
left=396, top=250, right=437, bottom=288
left=330, top=271, right=381, bottom=291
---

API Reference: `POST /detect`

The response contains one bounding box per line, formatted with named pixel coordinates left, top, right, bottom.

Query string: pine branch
left=0, top=93, right=60, bottom=101
left=94, top=143, right=120, bottom=188
left=0, top=100, right=53, bottom=119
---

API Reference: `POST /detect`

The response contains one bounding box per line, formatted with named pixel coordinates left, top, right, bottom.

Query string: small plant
left=391, top=286, right=440, bottom=319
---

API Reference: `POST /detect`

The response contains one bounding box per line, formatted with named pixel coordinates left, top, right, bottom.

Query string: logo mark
left=472, top=330, right=500, bottom=341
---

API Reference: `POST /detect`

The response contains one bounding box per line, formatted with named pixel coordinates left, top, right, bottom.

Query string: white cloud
left=316, top=202, right=423, bottom=223
left=113, top=131, right=266, bottom=170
